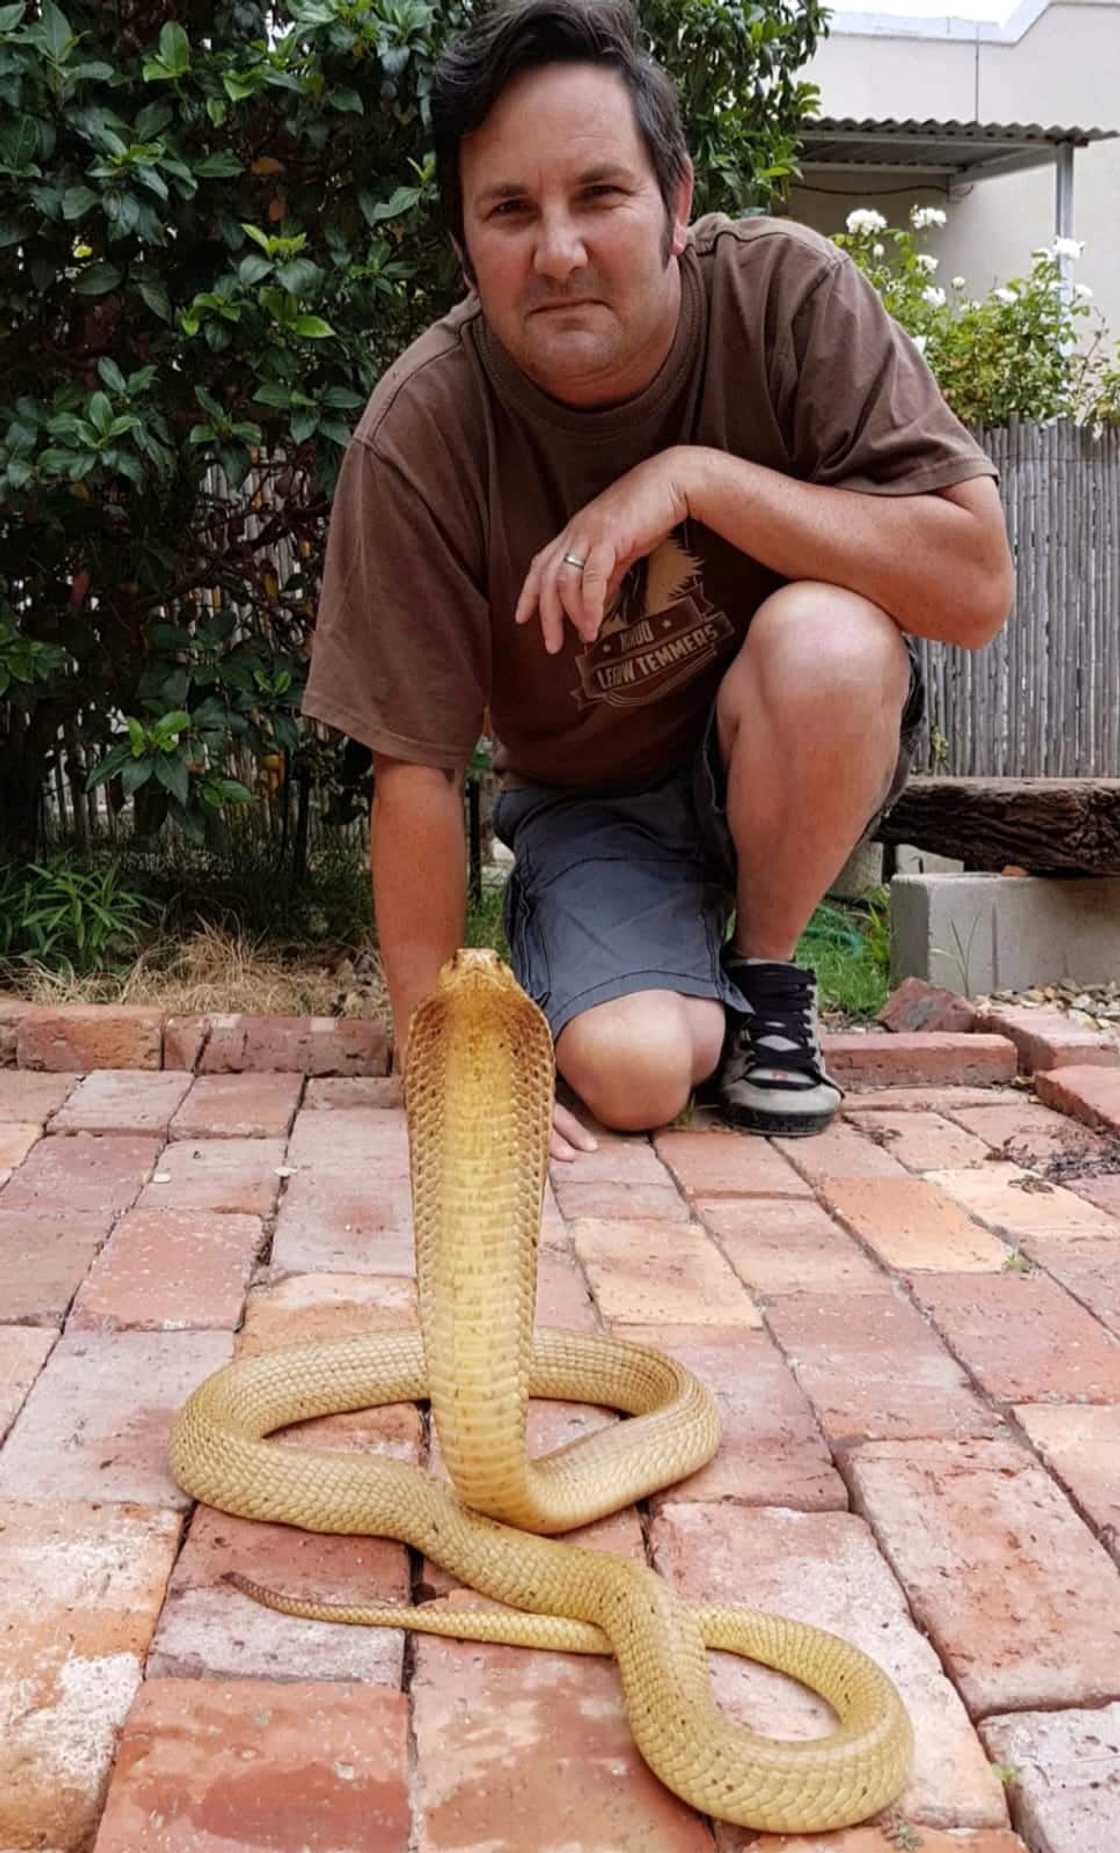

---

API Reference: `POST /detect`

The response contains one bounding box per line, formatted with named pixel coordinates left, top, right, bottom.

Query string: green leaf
left=38, top=0, right=73, bottom=63
left=322, top=386, right=364, bottom=410
left=88, top=391, right=113, bottom=434
left=156, top=21, right=190, bottom=76
left=206, top=97, right=227, bottom=127
left=158, top=709, right=191, bottom=734
left=137, top=274, right=171, bottom=322
left=62, top=184, right=98, bottom=220
left=97, top=356, right=129, bottom=396
left=240, top=222, right=273, bottom=253
left=134, top=101, right=173, bottom=139
left=290, top=410, right=318, bottom=444
left=330, top=88, right=363, bottom=114
left=251, top=382, right=292, bottom=408
left=0, top=5, right=27, bottom=30
left=75, top=260, right=122, bottom=296
left=291, top=314, right=335, bottom=339
left=0, top=217, right=27, bottom=247
left=275, top=257, right=323, bottom=296
left=126, top=716, right=146, bottom=753
left=238, top=252, right=273, bottom=286
left=153, top=753, right=190, bottom=805
left=194, top=150, right=243, bottom=178
left=121, top=757, right=153, bottom=796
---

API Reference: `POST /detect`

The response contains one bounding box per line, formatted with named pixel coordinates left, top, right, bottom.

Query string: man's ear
left=451, top=234, right=477, bottom=292
left=669, top=160, right=694, bottom=258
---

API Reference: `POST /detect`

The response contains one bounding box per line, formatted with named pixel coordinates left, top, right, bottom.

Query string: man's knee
left=718, top=580, right=910, bottom=741
left=556, top=992, right=700, bottom=1133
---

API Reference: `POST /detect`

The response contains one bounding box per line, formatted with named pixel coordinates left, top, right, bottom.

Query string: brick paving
left=0, top=1036, right=1117, bottom=1851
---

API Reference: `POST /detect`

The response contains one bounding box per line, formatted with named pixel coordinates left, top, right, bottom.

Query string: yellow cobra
left=168, top=948, right=912, bottom=1832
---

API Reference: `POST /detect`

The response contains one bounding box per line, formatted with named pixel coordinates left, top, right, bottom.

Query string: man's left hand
left=514, top=448, right=693, bottom=655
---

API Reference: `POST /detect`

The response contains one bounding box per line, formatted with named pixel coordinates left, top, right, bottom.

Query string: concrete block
left=890, top=873, right=1120, bottom=997
left=895, top=843, right=966, bottom=876
left=828, top=838, right=883, bottom=898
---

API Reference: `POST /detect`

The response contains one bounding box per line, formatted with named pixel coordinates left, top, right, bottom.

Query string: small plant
left=0, top=858, right=155, bottom=973
left=834, top=207, right=1120, bottom=431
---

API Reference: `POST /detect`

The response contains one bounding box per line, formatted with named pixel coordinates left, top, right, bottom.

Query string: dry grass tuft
left=13, top=921, right=389, bottom=1021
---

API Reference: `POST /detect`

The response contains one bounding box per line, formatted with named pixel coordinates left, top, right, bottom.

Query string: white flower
left=872, top=242, right=885, bottom=258
left=1075, top=281, right=1094, bottom=300
left=951, top=275, right=966, bottom=289
left=994, top=287, right=1018, bottom=305
left=911, top=333, right=928, bottom=356
left=911, top=206, right=947, bottom=230
left=916, top=253, right=939, bottom=274
left=921, top=285, right=946, bottom=308
left=846, top=208, right=887, bottom=235
left=1050, top=236, right=1084, bottom=260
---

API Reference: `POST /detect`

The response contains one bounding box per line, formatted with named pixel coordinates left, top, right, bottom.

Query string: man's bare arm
left=371, top=755, right=466, bottom=1073
left=682, top=454, right=1013, bottom=648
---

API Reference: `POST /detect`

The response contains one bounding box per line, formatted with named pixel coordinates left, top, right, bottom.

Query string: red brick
left=286, top=1103, right=408, bottom=1172
left=551, top=1175, right=690, bottom=1220
left=69, top=1207, right=263, bottom=1332
left=134, top=1136, right=287, bottom=1217
left=773, top=1118, right=910, bottom=1184
left=170, top=1071, right=303, bottom=1139
left=980, top=1705, right=1120, bottom=1853
left=92, top=1679, right=411, bottom=1852
left=269, top=1169, right=414, bottom=1276
left=818, top=1176, right=1010, bottom=1272
left=764, top=1288, right=1001, bottom=1443
left=927, top=1161, right=1120, bottom=1241
left=0, top=1323, right=54, bottom=1437
left=0, top=1206, right=111, bottom=1324
left=653, top=1504, right=1008, bottom=1835
left=822, top=1031, right=1016, bottom=1088
left=534, top=1246, right=599, bottom=1329
left=847, top=1436, right=1120, bottom=1714
left=0, top=1130, right=160, bottom=1214
left=162, top=1012, right=207, bottom=1071
left=304, top=1074, right=403, bottom=1110
left=239, top=1272, right=418, bottom=1352
left=0, top=1068, right=77, bottom=1119
left=619, top=1325, right=845, bottom=1510
left=840, top=1108, right=991, bottom=1172
left=654, top=1127, right=812, bottom=1197
left=0, top=1118, right=39, bottom=1168
left=720, top=1830, right=1028, bottom=1852
left=1021, top=1237, right=1120, bottom=1339
left=947, top=1098, right=1116, bottom=1166
left=841, top=1085, right=1023, bottom=1110
left=975, top=1003, right=1120, bottom=1075
left=148, top=1504, right=409, bottom=1685
left=0, top=993, right=33, bottom=1065
left=199, top=1011, right=390, bottom=1075
left=18, top=1002, right=164, bottom=1071
left=573, top=1216, right=761, bottom=1327
left=696, top=1195, right=888, bottom=1295
left=1067, top=1172, right=1120, bottom=1216
left=1014, top=1403, right=1120, bottom=1559
left=1035, top=1062, right=1120, bottom=1136
left=911, top=1270, right=1120, bottom=1402
left=410, top=1617, right=712, bottom=1853
left=51, top=1068, right=193, bottom=1136
left=0, top=1327, right=232, bottom=1506
left=879, top=976, right=979, bottom=1034
left=0, top=1500, right=181, bottom=1853
left=552, top=1131, right=673, bottom=1187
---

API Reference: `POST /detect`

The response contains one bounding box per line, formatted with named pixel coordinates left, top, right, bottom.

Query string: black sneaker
left=716, top=957, right=841, bottom=1137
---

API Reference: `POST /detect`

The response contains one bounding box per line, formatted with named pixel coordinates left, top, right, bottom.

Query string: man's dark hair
left=431, top=0, right=691, bottom=250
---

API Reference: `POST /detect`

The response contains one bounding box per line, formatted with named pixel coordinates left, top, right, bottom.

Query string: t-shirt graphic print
left=571, top=529, right=734, bottom=714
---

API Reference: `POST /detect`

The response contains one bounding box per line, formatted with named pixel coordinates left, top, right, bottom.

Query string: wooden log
left=878, top=777, right=1120, bottom=874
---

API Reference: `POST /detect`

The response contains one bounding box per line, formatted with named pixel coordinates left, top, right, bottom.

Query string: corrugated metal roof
left=800, top=116, right=1117, bottom=179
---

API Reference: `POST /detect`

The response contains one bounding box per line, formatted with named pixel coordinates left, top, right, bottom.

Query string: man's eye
left=491, top=199, right=526, bottom=217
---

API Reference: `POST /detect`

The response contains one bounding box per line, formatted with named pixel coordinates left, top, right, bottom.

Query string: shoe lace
left=734, top=962, right=824, bottom=1082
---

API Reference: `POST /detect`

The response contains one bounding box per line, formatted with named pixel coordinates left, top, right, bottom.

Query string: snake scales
left=168, top=948, right=912, bottom=1831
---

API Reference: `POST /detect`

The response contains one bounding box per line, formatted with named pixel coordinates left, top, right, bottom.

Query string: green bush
left=834, top=206, right=1120, bottom=431
left=0, top=0, right=827, bottom=861
left=0, top=856, right=154, bottom=971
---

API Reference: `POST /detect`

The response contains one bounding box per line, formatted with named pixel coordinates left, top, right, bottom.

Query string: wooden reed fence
left=914, top=419, right=1120, bottom=777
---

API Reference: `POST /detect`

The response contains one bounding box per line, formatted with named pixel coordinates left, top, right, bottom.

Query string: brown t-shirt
left=302, top=213, right=995, bottom=791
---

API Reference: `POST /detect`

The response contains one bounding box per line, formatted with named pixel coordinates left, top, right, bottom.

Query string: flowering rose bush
left=833, top=206, right=1120, bottom=430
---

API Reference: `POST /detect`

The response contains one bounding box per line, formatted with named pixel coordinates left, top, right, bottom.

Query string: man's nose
left=532, top=207, right=587, bottom=281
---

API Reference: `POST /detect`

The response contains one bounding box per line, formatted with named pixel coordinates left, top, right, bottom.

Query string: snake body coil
left=169, top=949, right=913, bottom=1831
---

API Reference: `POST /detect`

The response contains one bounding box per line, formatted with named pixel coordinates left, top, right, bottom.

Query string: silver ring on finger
left=561, top=552, right=587, bottom=571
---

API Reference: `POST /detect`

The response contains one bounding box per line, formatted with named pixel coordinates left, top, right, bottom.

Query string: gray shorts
left=493, top=643, right=923, bottom=1041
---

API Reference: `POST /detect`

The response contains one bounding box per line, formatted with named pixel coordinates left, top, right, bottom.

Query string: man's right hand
left=551, top=1100, right=599, bottom=1163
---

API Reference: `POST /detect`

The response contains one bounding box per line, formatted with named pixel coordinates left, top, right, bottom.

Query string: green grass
left=796, top=890, right=891, bottom=1021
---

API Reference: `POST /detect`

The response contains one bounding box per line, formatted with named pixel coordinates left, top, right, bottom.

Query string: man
left=302, top=0, right=1014, bottom=1160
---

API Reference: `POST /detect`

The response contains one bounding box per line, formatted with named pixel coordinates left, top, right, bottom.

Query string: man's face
left=459, top=62, right=692, bottom=408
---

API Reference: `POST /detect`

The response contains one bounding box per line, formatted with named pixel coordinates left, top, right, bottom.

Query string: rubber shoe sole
left=718, top=1097, right=839, bottom=1137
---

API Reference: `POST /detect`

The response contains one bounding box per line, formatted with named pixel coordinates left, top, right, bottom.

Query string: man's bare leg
left=553, top=580, right=911, bottom=1140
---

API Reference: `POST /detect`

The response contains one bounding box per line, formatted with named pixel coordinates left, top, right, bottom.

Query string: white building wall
left=792, top=1, right=1120, bottom=337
